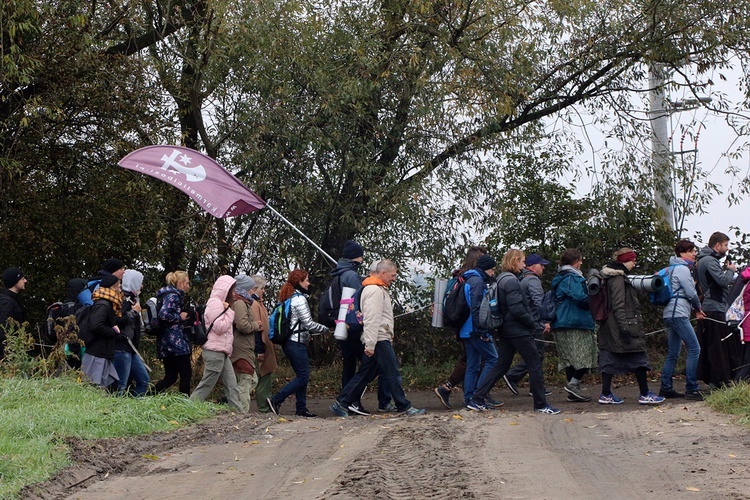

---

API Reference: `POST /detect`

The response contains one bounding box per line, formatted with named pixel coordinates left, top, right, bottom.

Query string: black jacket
left=496, top=271, right=535, bottom=338
left=0, top=289, right=25, bottom=357
left=85, top=299, right=118, bottom=359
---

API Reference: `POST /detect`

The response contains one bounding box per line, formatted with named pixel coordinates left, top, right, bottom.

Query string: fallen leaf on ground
left=141, top=454, right=159, bottom=461
left=452, top=414, right=463, bottom=420
left=686, top=486, right=700, bottom=492
left=562, top=418, right=574, bottom=422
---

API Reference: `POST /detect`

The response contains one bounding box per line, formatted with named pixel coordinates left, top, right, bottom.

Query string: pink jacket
left=203, top=275, right=236, bottom=355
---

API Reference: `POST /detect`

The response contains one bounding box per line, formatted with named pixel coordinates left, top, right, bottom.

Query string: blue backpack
left=269, top=294, right=298, bottom=344
left=649, top=265, right=684, bottom=306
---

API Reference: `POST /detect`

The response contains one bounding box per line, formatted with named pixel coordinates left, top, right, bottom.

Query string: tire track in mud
left=320, top=416, right=473, bottom=499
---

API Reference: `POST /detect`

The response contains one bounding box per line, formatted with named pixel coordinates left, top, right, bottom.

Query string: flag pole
left=265, top=203, right=337, bottom=266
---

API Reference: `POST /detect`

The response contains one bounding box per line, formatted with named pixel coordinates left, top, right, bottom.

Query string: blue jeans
left=463, top=337, right=498, bottom=405
left=339, top=340, right=411, bottom=412
left=273, top=340, right=310, bottom=412
left=662, top=316, right=701, bottom=392
left=113, top=350, right=150, bottom=396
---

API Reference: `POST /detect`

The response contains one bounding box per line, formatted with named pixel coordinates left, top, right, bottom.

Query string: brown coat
left=251, top=298, right=276, bottom=376
left=230, top=298, right=261, bottom=367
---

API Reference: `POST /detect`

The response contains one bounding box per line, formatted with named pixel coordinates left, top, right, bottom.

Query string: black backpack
left=443, top=276, right=470, bottom=328
left=44, top=301, right=78, bottom=345
left=74, top=305, right=94, bottom=345
left=318, top=275, right=342, bottom=328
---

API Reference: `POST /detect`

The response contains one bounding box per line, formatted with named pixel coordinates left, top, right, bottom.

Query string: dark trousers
left=474, top=335, right=548, bottom=409
left=338, top=335, right=392, bottom=406
left=696, top=312, right=743, bottom=387
left=154, top=354, right=192, bottom=395
left=338, top=340, right=411, bottom=412
left=505, top=330, right=545, bottom=384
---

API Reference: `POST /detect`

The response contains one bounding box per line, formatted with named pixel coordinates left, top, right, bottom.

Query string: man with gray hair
left=330, top=260, right=425, bottom=417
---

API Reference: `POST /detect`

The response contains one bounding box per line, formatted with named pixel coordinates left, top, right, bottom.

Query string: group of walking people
left=434, top=231, right=750, bottom=414
left=2, top=231, right=748, bottom=417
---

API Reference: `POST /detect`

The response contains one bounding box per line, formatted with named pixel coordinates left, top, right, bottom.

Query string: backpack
left=477, top=277, right=503, bottom=330
left=148, top=292, right=176, bottom=337
left=726, top=282, right=749, bottom=326
left=269, top=294, right=298, bottom=345
left=185, top=304, right=208, bottom=346
left=587, top=270, right=609, bottom=322
left=538, top=290, right=557, bottom=322
left=649, top=265, right=684, bottom=306
left=443, top=276, right=470, bottom=328
left=318, top=275, right=342, bottom=328
left=74, top=305, right=94, bottom=345
left=44, top=301, right=78, bottom=345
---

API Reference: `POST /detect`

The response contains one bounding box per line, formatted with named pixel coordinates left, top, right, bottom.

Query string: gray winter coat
left=520, top=269, right=545, bottom=335
left=696, top=246, right=736, bottom=313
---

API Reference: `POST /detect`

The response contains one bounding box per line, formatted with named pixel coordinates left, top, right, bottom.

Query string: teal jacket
left=551, top=269, right=595, bottom=331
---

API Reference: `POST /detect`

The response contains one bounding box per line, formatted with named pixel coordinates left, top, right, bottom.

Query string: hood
left=210, top=275, right=236, bottom=302
left=156, top=285, right=183, bottom=299
left=64, top=278, right=87, bottom=303
left=669, top=255, right=692, bottom=268
left=601, top=264, right=627, bottom=278
left=122, top=269, right=144, bottom=294
left=331, top=258, right=361, bottom=277
left=697, top=245, right=718, bottom=261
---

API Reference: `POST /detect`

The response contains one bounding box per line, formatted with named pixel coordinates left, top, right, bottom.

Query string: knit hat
left=234, top=274, right=256, bottom=292
left=342, top=240, right=364, bottom=260
left=476, top=255, right=497, bottom=271
left=100, top=275, right=120, bottom=288
left=2, top=268, right=24, bottom=288
left=615, top=248, right=637, bottom=263
left=121, top=269, right=144, bottom=293
left=101, top=258, right=125, bottom=274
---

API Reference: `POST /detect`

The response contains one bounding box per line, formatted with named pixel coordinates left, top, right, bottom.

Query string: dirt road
left=24, top=384, right=750, bottom=499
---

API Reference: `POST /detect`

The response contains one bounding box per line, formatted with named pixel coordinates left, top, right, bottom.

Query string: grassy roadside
left=0, top=375, right=220, bottom=499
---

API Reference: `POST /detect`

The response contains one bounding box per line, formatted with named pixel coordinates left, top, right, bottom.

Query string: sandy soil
left=21, top=383, right=750, bottom=500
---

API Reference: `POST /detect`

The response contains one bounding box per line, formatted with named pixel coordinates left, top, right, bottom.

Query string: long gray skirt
left=81, top=353, right=119, bottom=388
left=598, top=349, right=652, bottom=375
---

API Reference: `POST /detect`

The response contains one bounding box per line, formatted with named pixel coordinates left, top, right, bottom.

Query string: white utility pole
left=648, top=63, right=675, bottom=231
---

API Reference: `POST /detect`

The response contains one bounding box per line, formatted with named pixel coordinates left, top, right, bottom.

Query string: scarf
left=92, top=287, right=123, bottom=317
left=559, top=265, right=583, bottom=277
left=362, top=276, right=387, bottom=287
left=236, top=288, right=254, bottom=303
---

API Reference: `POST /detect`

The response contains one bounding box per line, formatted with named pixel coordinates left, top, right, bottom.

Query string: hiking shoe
left=503, top=375, right=519, bottom=395
left=466, top=399, right=487, bottom=412
left=295, top=409, right=317, bottom=417
left=639, top=392, right=665, bottom=405
left=378, top=403, right=397, bottom=412
left=267, top=397, right=280, bottom=415
left=659, top=388, right=684, bottom=399
left=598, top=393, right=624, bottom=405
left=564, top=382, right=591, bottom=402
left=567, top=394, right=587, bottom=402
left=434, top=385, right=452, bottom=409
left=534, top=405, right=561, bottom=415
left=485, top=395, right=504, bottom=408
left=685, top=391, right=704, bottom=401
left=329, top=401, right=349, bottom=417
left=347, top=403, right=371, bottom=416
left=400, top=406, right=426, bottom=416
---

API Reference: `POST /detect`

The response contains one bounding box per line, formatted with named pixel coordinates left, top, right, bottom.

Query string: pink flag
left=118, top=145, right=266, bottom=218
